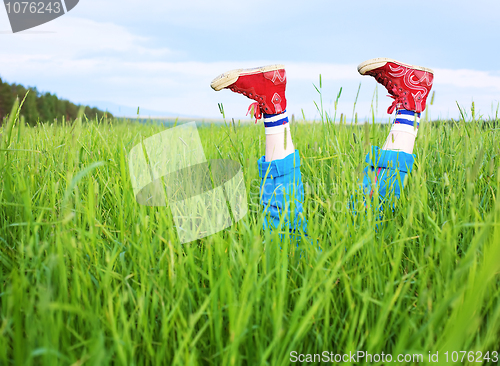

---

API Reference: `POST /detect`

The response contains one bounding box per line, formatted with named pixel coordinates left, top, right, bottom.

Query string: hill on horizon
left=0, top=77, right=112, bottom=125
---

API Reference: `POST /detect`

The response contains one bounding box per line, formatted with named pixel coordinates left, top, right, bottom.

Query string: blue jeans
left=258, top=147, right=415, bottom=233
left=258, top=150, right=306, bottom=234
left=362, top=146, right=415, bottom=203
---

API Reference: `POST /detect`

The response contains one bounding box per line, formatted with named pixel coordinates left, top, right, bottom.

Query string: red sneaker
left=358, top=58, right=434, bottom=114
left=210, top=65, right=287, bottom=120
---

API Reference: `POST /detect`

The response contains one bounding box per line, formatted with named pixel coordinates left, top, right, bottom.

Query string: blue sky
left=1, top=0, right=500, bottom=121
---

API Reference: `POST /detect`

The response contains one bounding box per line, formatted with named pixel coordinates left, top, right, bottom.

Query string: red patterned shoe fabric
left=211, top=65, right=287, bottom=120
left=358, top=58, right=434, bottom=114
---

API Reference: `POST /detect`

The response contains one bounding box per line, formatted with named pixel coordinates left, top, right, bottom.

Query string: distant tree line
left=0, top=77, right=112, bottom=126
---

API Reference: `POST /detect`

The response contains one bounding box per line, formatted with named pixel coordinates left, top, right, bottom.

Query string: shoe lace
left=387, top=95, right=405, bottom=114
left=373, top=73, right=404, bottom=114
left=246, top=102, right=262, bottom=123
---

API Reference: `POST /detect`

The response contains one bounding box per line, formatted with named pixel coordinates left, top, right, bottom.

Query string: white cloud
left=0, top=16, right=172, bottom=59
left=434, top=68, right=500, bottom=90
left=286, top=63, right=359, bottom=81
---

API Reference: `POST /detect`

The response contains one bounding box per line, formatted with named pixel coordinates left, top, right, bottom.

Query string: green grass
left=1, top=98, right=500, bottom=365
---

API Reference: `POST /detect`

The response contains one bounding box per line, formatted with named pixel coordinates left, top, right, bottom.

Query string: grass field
left=1, top=96, right=500, bottom=365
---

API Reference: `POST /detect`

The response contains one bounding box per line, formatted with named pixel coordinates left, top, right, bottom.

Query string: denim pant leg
left=258, top=150, right=307, bottom=234
left=362, top=146, right=415, bottom=204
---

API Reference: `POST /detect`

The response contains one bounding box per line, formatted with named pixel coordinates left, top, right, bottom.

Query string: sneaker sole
left=210, top=64, right=285, bottom=91
left=357, top=57, right=434, bottom=76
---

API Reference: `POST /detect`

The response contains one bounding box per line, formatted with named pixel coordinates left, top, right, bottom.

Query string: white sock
left=264, top=111, right=295, bottom=162
left=382, top=109, right=420, bottom=154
